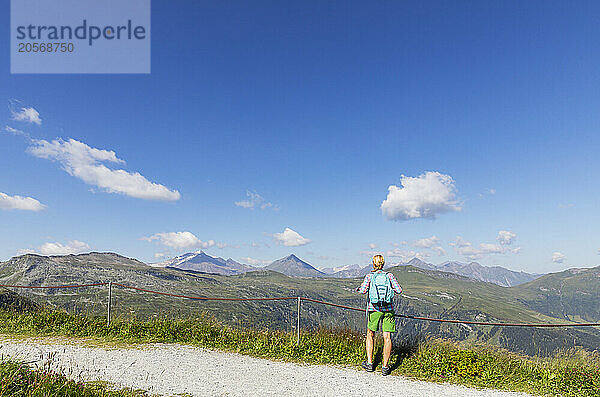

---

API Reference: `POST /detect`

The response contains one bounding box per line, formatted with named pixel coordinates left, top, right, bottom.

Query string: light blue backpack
left=368, top=270, right=394, bottom=304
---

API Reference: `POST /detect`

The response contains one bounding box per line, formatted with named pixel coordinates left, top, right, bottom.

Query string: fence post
left=107, top=281, right=112, bottom=327
left=296, top=296, right=301, bottom=345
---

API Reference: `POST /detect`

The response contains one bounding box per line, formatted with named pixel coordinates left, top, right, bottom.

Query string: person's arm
left=356, top=274, right=371, bottom=294
left=388, top=273, right=402, bottom=294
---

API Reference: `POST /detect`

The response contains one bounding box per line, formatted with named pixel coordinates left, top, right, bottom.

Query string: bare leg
left=366, top=328, right=375, bottom=363
left=382, top=331, right=392, bottom=367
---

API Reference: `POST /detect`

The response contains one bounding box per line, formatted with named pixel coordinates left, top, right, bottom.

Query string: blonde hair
left=372, top=254, right=385, bottom=270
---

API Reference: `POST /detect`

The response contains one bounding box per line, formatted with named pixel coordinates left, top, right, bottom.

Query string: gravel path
left=0, top=336, right=532, bottom=397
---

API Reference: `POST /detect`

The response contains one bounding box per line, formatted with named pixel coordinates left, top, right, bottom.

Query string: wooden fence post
left=296, top=296, right=301, bottom=345
left=107, top=281, right=112, bottom=327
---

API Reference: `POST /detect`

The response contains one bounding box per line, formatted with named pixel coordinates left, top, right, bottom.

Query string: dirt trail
left=0, top=336, right=531, bottom=397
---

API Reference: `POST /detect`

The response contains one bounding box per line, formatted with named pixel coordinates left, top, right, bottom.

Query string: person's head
left=372, top=254, right=385, bottom=270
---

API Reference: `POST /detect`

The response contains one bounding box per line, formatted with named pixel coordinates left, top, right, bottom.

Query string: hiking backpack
left=368, top=271, right=394, bottom=304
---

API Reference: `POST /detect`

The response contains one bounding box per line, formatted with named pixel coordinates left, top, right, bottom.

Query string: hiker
left=356, top=254, right=402, bottom=376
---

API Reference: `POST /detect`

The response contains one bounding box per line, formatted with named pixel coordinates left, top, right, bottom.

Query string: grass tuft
left=0, top=359, right=145, bottom=397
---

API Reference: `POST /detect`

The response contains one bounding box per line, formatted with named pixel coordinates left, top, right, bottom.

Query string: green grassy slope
left=0, top=287, right=39, bottom=312
left=385, top=266, right=600, bottom=355
left=1, top=253, right=599, bottom=356
left=513, top=266, right=600, bottom=322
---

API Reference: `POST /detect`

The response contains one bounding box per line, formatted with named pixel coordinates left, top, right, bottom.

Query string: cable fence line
left=392, top=314, right=600, bottom=328
left=0, top=282, right=109, bottom=289
left=301, top=297, right=600, bottom=328
left=1, top=281, right=600, bottom=341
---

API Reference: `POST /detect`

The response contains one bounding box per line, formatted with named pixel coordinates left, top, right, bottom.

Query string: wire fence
left=1, top=281, right=599, bottom=345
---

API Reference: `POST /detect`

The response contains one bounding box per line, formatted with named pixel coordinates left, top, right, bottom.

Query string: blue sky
left=1, top=1, right=599, bottom=274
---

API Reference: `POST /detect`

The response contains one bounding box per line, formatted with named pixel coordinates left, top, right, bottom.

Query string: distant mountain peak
left=407, top=257, right=428, bottom=266
left=265, top=254, right=325, bottom=277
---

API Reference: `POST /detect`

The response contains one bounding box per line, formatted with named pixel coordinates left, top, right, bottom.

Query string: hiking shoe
left=361, top=361, right=374, bottom=372
left=381, top=366, right=391, bottom=376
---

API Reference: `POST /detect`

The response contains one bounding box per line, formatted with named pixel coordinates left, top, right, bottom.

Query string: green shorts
left=367, top=311, right=396, bottom=333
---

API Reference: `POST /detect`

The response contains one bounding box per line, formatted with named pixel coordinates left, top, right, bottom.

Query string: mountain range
left=153, top=251, right=255, bottom=275
left=154, top=251, right=540, bottom=287
left=1, top=252, right=598, bottom=356
left=319, top=257, right=540, bottom=287
left=7, top=249, right=542, bottom=287
left=398, top=258, right=541, bottom=287
left=154, top=252, right=329, bottom=279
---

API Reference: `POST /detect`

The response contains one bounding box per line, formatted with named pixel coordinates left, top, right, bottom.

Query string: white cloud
left=368, top=243, right=377, bottom=249
left=11, top=107, right=42, bottom=125
left=360, top=248, right=428, bottom=263
left=451, top=236, right=470, bottom=248
left=450, top=235, right=520, bottom=260
left=19, top=240, right=91, bottom=256
left=479, top=188, right=496, bottom=198
left=27, top=138, right=180, bottom=201
left=381, top=171, right=462, bottom=221
left=0, top=192, right=46, bottom=211
left=450, top=237, right=498, bottom=259
left=552, top=252, right=566, bottom=264
left=412, top=236, right=439, bottom=249
left=251, top=241, right=271, bottom=249
left=273, top=227, right=311, bottom=247
left=235, top=191, right=278, bottom=210
left=240, top=257, right=270, bottom=266
left=430, top=246, right=446, bottom=256
left=479, top=243, right=504, bottom=254
left=411, top=236, right=446, bottom=256
left=154, top=252, right=167, bottom=259
left=5, top=125, right=29, bottom=138
left=385, top=248, right=429, bottom=262
left=497, top=230, right=516, bottom=245
left=142, top=232, right=216, bottom=250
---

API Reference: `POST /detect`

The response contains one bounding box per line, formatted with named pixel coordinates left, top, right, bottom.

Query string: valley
left=1, top=252, right=599, bottom=356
